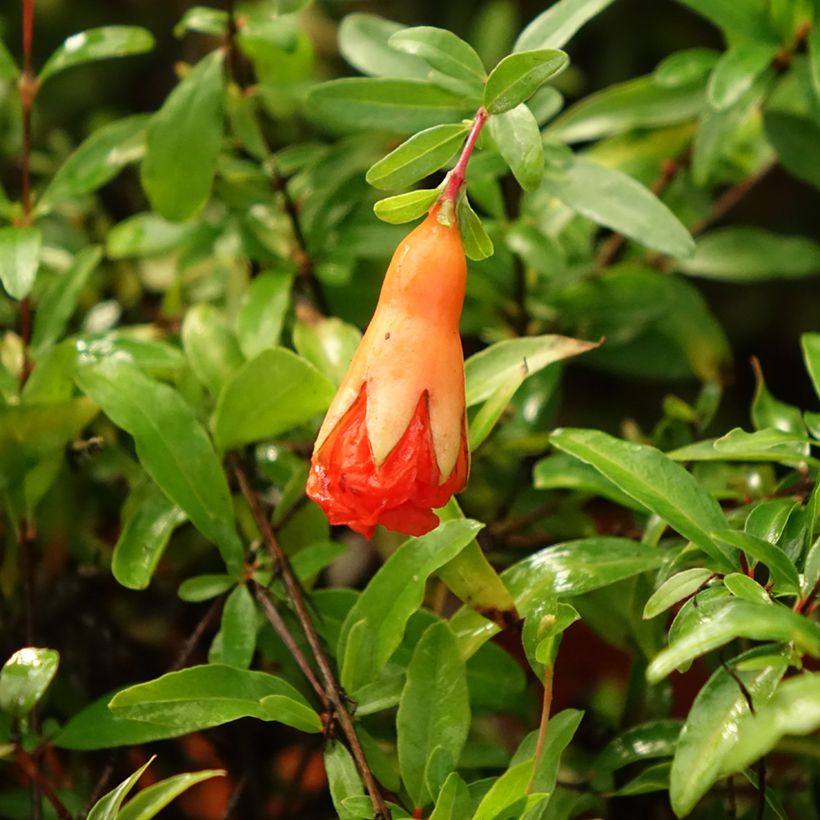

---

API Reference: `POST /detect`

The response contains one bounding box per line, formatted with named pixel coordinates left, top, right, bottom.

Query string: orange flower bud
left=306, top=204, right=469, bottom=538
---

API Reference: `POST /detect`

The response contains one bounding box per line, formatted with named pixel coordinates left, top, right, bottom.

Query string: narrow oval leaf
left=366, top=123, right=469, bottom=191
left=654, top=48, right=720, bottom=88
left=236, top=269, right=294, bottom=360
left=488, top=104, right=544, bottom=191
left=39, top=26, right=155, bottom=85
left=211, top=584, right=256, bottom=669
left=338, top=519, right=482, bottom=692
left=713, top=529, right=800, bottom=596
left=0, top=41, right=18, bottom=81
left=306, top=79, right=471, bottom=135
left=643, top=568, right=714, bottom=620
left=109, top=664, right=322, bottom=733
left=675, top=0, right=777, bottom=42
left=293, top=316, right=361, bottom=386
left=541, top=157, right=695, bottom=258
left=374, top=188, right=440, bottom=224
left=181, top=304, right=245, bottom=398
left=117, top=770, right=225, bottom=820
left=514, top=0, right=615, bottom=51
left=141, top=50, right=225, bottom=221
left=429, top=772, right=471, bottom=820
left=112, top=482, right=186, bottom=590
left=647, top=599, right=820, bottom=682
left=456, top=197, right=493, bottom=261
left=88, top=757, right=155, bottom=820
left=764, top=111, right=820, bottom=193
left=74, top=357, right=243, bottom=571
left=338, top=14, right=429, bottom=80
left=0, top=648, right=59, bottom=718
left=325, top=741, right=364, bottom=820
left=0, top=225, right=42, bottom=300
left=723, top=572, right=770, bottom=604
left=707, top=41, right=778, bottom=111
left=397, top=622, right=470, bottom=808
left=484, top=49, right=569, bottom=115
left=213, top=347, right=334, bottom=451
left=178, top=574, right=234, bottom=602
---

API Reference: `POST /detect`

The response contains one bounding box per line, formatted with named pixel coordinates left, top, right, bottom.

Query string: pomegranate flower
left=306, top=203, right=469, bottom=538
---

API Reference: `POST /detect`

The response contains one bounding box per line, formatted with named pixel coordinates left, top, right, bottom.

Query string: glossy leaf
left=514, top=0, right=616, bottom=51
left=74, top=357, right=243, bottom=571
left=550, top=428, right=734, bottom=568
left=802, top=333, right=820, bottom=401
left=488, top=103, right=544, bottom=191
left=712, top=529, right=800, bottom=596
left=31, top=246, right=102, bottom=353
left=174, top=6, right=228, bottom=37
left=472, top=760, right=534, bottom=820
left=723, top=572, right=770, bottom=603
left=181, top=304, right=245, bottom=397
left=643, top=568, right=713, bottom=619
left=213, top=347, right=334, bottom=450
left=456, top=196, right=493, bottom=261
left=647, top=599, right=820, bottom=682
left=397, top=622, right=470, bottom=808
left=679, top=228, right=820, bottom=281
left=117, top=770, right=225, bottom=820
left=0, top=648, right=59, bottom=718
left=484, top=49, right=568, bottom=115
left=141, top=50, right=225, bottom=221
left=707, top=42, right=778, bottom=111
left=465, top=334, right=597, bottom=406
left=39, top=116, right=148, bottom=209
left=112, top=482, right=185, bottom=590
left=0, top=226, right=42, bottom=300
left=338, top=519, right=481, bottom=692
left=211, top=584, right=256, bottom=669
left=236, top=270, right=294, bottom=359
left=669, top=648, right=785, bottom=816
left=542, top=158, right=695, bottom=258
left=306, top=79, right=471, bottom=135
left=366, top=124, right=470, bottom=191
left=40, top=26, right=154, bottom=85
left=109, top=664, right=322, bottom=733
left=373, top=188, right=440, bottom=224
left=595, top=719, right=681, bottom=783
left=87, top=757, right=155, bottom=820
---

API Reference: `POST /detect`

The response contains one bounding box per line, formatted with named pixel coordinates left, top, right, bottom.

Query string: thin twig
left=231, top=456, right=390, bottom=819
left=251, top=581, right=329, bottom=710
left=527, top=666, right=554, bottom=794
left=14, top=746, right=69, bottom=820
left=81, top=754, right=116, bottom=819
left=220, top=772, right=248, bottom=820
left=170, top=596, right=224, bottom=672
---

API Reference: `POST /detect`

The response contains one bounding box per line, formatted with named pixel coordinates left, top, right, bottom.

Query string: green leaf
left=0, top=648, right=59, bottom=718
left=647, top=599, right=820, bottom=683
left=505, top=222, right=565, bottom=274
left=112, top=482, right=185, bottom=590
left=87, top=757, right=155, bottom=820
left=457, top=196, right=494, bottom=261
left=117, top=770, right=225, bottom=820
left=614, top=762, right=671, bottom=796
left=338, top=519, right=481, bottom=692
left=803, top=333, right=820, bottom=402
left=714, top=427, right=816, bottom=465
left=38, top=115, right=148, bottom=210
left=178, top=574, right=234, bottom=602
left=366, top=124, right=469, bottom=191
left=707, top=42, right=778, bottom=111
left=397, top=622, right=470, bottom=808
left=465, top=334, right=597, bottom=406
left=236, top=269, right=294, bottom=359
left=306, top=79, right=471, bottom=135
left=31, top=246, right=102, bottom=353
left=674, top=0, right=776, bottom=41
left=293, top=316, right=361, bottom=386
left=723, top=673, right=820, bottom=774
left=141, top=50, right=225, bottom=221
left=325, top=741, right=364, bottom=820
left=39, top=26, right=155, bottom=85
left=594, top=719, right=682, bottom=785
left=429, top=772, right=471, bottom=820
left=541, top=158, right=695, bottom=258
left=374, top=188, right=440, bottom=224
left=550, top=428, right=734, bottom=568
left=643, top=568, right=714, bottom=619
left=712, top=529, right=801, bottom=596
left=106, top=212, right=196, bottom=258
left=181, top=304, right=245, bottom=398
left=545, top=75, right=704, bottom=143
left=669, top=648, right=785, bottom=817
left=211, top=584, right=256, bottom=669
left=472, top=760, right=534, bottom=820
left=764, top=111, right=820, bottom=193
left=723, top=572, right=770, bottom=603
left=484, top=49, right=568, bottom=115
left=654, top=48, right=720, bottom=88
left=468, top=369, right=526, bottom=451
left=337, top=14, right=429, bottom=80
left=213, top=347, right=334, bottom=451
left=109, top=664, right=322, bottom=733
left=488, top=104, right=544, bottom=191
left=0, top=226, right=42, bottom=300
left=751, top=362, right=805, bottom=435
left=0, top=40, right=18, bottom=81
left=679, top=228, right=820, bottom=281
left=514, top=0, right=616, bottom=51
left=389, top=27, right=486, bottom=93
left=174, top=6, right=228, bottom=38
left=74, top=357, right=243, bottom=571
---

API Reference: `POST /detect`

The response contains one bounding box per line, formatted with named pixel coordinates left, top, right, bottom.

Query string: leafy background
left=1, top=0, right=820, bottom=818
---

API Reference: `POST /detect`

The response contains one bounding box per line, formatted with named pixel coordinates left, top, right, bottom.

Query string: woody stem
left=442, top=107, right=488, bottom=203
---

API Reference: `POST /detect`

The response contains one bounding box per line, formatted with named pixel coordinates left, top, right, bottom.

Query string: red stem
left=442, top=107, right=488, bottom=203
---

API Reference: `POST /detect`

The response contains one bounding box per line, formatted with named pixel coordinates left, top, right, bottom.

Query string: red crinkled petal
left=306, top=387, right=468, bottom=538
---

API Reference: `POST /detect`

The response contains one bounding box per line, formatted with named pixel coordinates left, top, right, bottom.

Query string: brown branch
left=220, top=772, right=248, bottom=820
left=170, top=595, right=224, bottom=672
left=14, top=746, right=69, bottom=820
left=251, top=580, right=329, bottom=710
left=230, top=456, right=390, bottom=819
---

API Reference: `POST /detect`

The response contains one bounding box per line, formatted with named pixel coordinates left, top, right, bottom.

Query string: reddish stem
left=527, top=666, right=553, bottom=794
left=441, top=107, right=488, bottom=204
